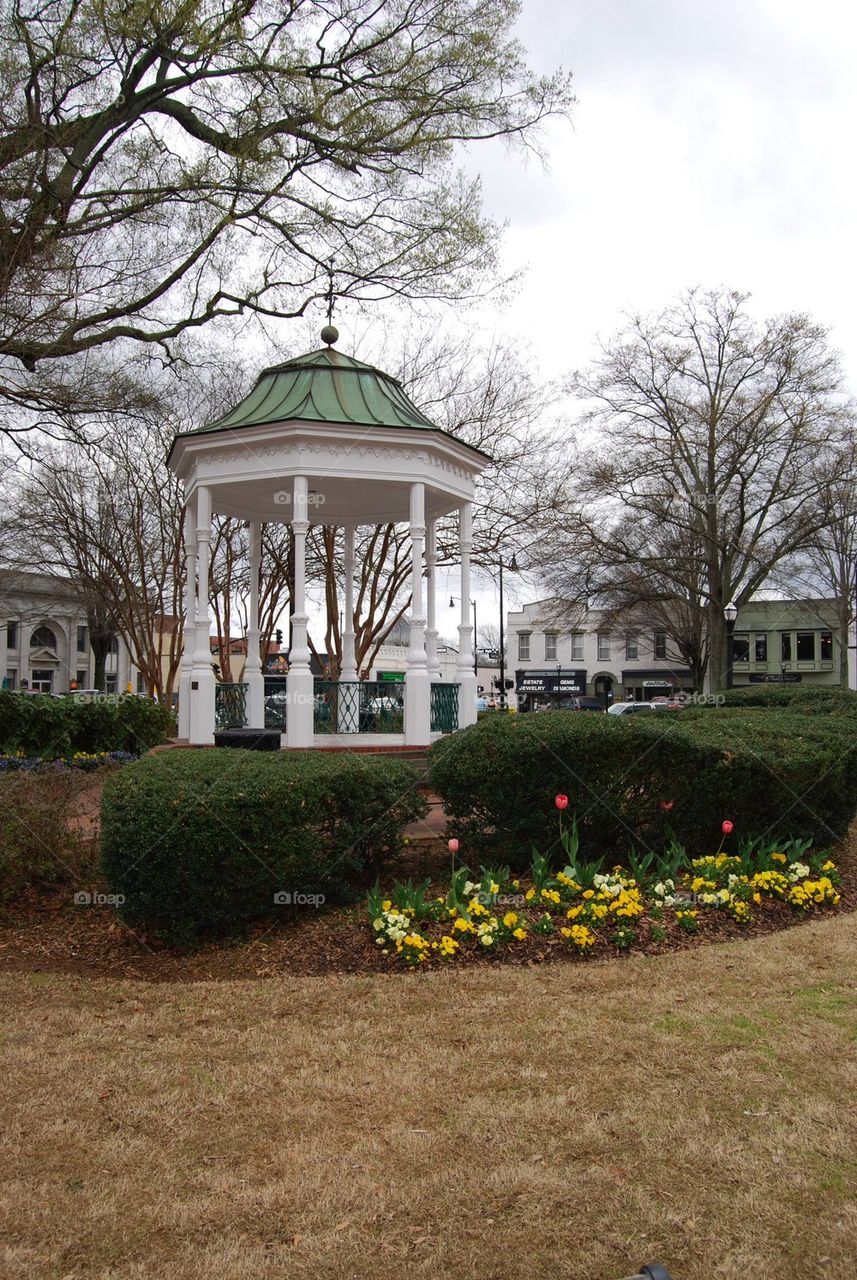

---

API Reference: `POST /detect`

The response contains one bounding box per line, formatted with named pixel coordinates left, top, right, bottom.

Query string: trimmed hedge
left=711, top=685, right=857, bottom=715
left=100, top=749, right=427, bottom=946
left=429, top=708, right=857, bottom=866
left=0, top=691, right=175, bottom=758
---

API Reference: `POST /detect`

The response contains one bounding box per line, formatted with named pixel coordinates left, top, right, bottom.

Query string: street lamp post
left=498, top=553, right=519, bottom=709
left=449, top=595, right=478, bottom=675
left=556, top=660, right=562, bottom=707
left=724, top=599, right=738, bottom=690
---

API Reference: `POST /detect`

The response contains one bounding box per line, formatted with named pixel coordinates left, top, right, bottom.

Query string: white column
left=178, top=504, right=197, bottom=739
left=404, top=482, right=431, bottom=744
left=286, top=476, right=314, bottom=747
left=189, top=485, right=216, bottom=744
left=337, top=524, right=358, bottom=733
left=340, top=525, right=358, bottom=682
left=245, top=520, right=265, bottom=726
left=456, top=502, right=478, bottom=728
left=425, top=519, right=441, bottom=680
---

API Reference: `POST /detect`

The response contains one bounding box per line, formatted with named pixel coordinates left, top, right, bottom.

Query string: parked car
left=559, top=695, right=605, bottom=712
left=367, top=695, right=402, bottom=715
left=607, top=701, right=656, bottom=715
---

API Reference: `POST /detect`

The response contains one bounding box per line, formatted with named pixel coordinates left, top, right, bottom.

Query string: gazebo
left=167, top=326, right=490, bottom=748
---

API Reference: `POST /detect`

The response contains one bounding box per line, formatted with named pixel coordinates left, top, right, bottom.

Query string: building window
left=76, top=625, right=88, bottom=652
left=755, top=634, right=768, bottom=662
left=518, top=632, right=530, bottom=661
left=136, top=672, right=145, bottom=693
left=653, top=632, right=667, bottom=659
left=731, top=632, right=750, bottom=663
left=571, top=632, right=584, bottom=661
left=30, top=625, right=57, bottom=649
left=76, top=670, right=87, bottom=688
left=105, top=674, right=118, bottom=693
left=6, top=621, right=18, bottom=650
left=820, top=631, right=833, bottom=661
left=625, top=632, right=638, bottom=660
left=781, top=633, right=792, bottom=662
left=544, top=633, right=557, bottom=661
left=31, top=668, right=54, bottom=693
left=796, top=632, right=815, bottom=662
left=597, top=632, right=610, bottom=661
left=109, top=636, right=119, bottom=655
left=4, top=670, right=17, bottom=690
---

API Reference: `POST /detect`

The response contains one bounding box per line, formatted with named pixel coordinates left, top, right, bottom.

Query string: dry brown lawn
left=2, top=916, right=856, bottom=1280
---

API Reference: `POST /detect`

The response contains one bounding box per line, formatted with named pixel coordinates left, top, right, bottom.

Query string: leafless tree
left=537, top=288, right=853, bottom=689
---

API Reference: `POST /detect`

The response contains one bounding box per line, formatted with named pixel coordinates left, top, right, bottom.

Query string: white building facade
left=507, top=600, right=695, bottom=708
left=0, top=571, right=136, bottom=694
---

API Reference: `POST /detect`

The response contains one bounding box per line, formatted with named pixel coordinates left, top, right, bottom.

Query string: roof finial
left=321, top=257, right=339, bottom=346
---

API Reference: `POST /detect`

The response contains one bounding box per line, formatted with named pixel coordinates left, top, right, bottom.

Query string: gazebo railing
left=313, top=679, right=404, bottom=734
left=215, top=682, right=248, bottom=730
left=264, top=676, right=289, bottom=730
left=430, top=681, right=459, bottom=733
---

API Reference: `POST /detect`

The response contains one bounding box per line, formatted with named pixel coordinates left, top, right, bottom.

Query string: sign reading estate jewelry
left=515, top=669, right=587, bottom=695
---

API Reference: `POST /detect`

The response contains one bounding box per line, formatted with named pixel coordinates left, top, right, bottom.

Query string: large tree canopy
left=537, top=288, right=854, bottom=690
left=0, top=0, right=571, bottom=434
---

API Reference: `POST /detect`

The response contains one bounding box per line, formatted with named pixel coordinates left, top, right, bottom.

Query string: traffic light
left=275, top=629, right=283, bottom=645
left=504, top=679, right=514, bottom=690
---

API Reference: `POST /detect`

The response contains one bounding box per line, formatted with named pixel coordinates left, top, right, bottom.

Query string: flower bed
left=0, top=751, right=137, bottom=772
left=367, top=795, right=843, bottom=967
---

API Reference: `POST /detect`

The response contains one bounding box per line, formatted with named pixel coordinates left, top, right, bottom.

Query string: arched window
left=30, top=625, right=58, bottom=649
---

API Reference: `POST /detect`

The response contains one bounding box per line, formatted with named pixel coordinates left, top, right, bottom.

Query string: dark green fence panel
left=264, top=676, right=288, bottom=730
left=430, top=682, right=459, bottom=733
left=215, top=682, right=248, bottom=730
left=313, top=679, right=404, bottom=734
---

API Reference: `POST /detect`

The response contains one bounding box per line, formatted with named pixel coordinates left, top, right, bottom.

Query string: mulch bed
left=2, top=838, right=855, bottom=983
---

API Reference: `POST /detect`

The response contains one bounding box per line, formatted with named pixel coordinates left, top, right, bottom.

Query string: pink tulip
left=555, top=794, right=569, bottom=811
left=659, top=800, right=674, bottom=812
left=448, top=838, right=460, bottom=854
left=721, top=820, right=733, bottom=835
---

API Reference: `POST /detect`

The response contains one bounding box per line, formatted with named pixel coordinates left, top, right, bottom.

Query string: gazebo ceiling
left=205, top=473, right=464, bottom=525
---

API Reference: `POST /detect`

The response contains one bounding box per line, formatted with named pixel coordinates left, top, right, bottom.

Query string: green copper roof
left=196, top=346, right=438, bottom=434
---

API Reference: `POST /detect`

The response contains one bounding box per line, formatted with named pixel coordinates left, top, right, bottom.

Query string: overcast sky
left=434, top=0, right=857, bottom=643
left=473, top=0, right=857, bottom=386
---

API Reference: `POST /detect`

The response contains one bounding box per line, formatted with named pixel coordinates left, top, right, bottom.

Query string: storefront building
left=508, top=599, right=695, bottom=707
left=507, top=596, right=845, bottom=704
left=727, top=599, right=841, bottom=687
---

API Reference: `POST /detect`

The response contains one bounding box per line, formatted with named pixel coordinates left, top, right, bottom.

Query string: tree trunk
left=838, top=600, right=850, bottom=688
left=91, top=640, right=110, bottom=692
left=707, top=604, right=727, bottom=693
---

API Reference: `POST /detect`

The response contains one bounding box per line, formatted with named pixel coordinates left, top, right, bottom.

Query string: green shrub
left=710, top=685, right=857, bottom=715
left=429, top=709, right=857, bottom=866
left=0, top=691, right=175, bottom=758
left=0, top=768, right=99, bottom=904
left=100, top=749, right=427, bottom=946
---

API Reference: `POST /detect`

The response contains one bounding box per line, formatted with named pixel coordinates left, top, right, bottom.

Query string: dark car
left=558, top=695, right=605, bottom=712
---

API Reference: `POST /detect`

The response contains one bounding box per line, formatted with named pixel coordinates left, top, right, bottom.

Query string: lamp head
left=724, top=599, right=738, bottom=624
left=449, top=596, right=455, bottom=608
left=508, top=553, right=519, bottom=572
